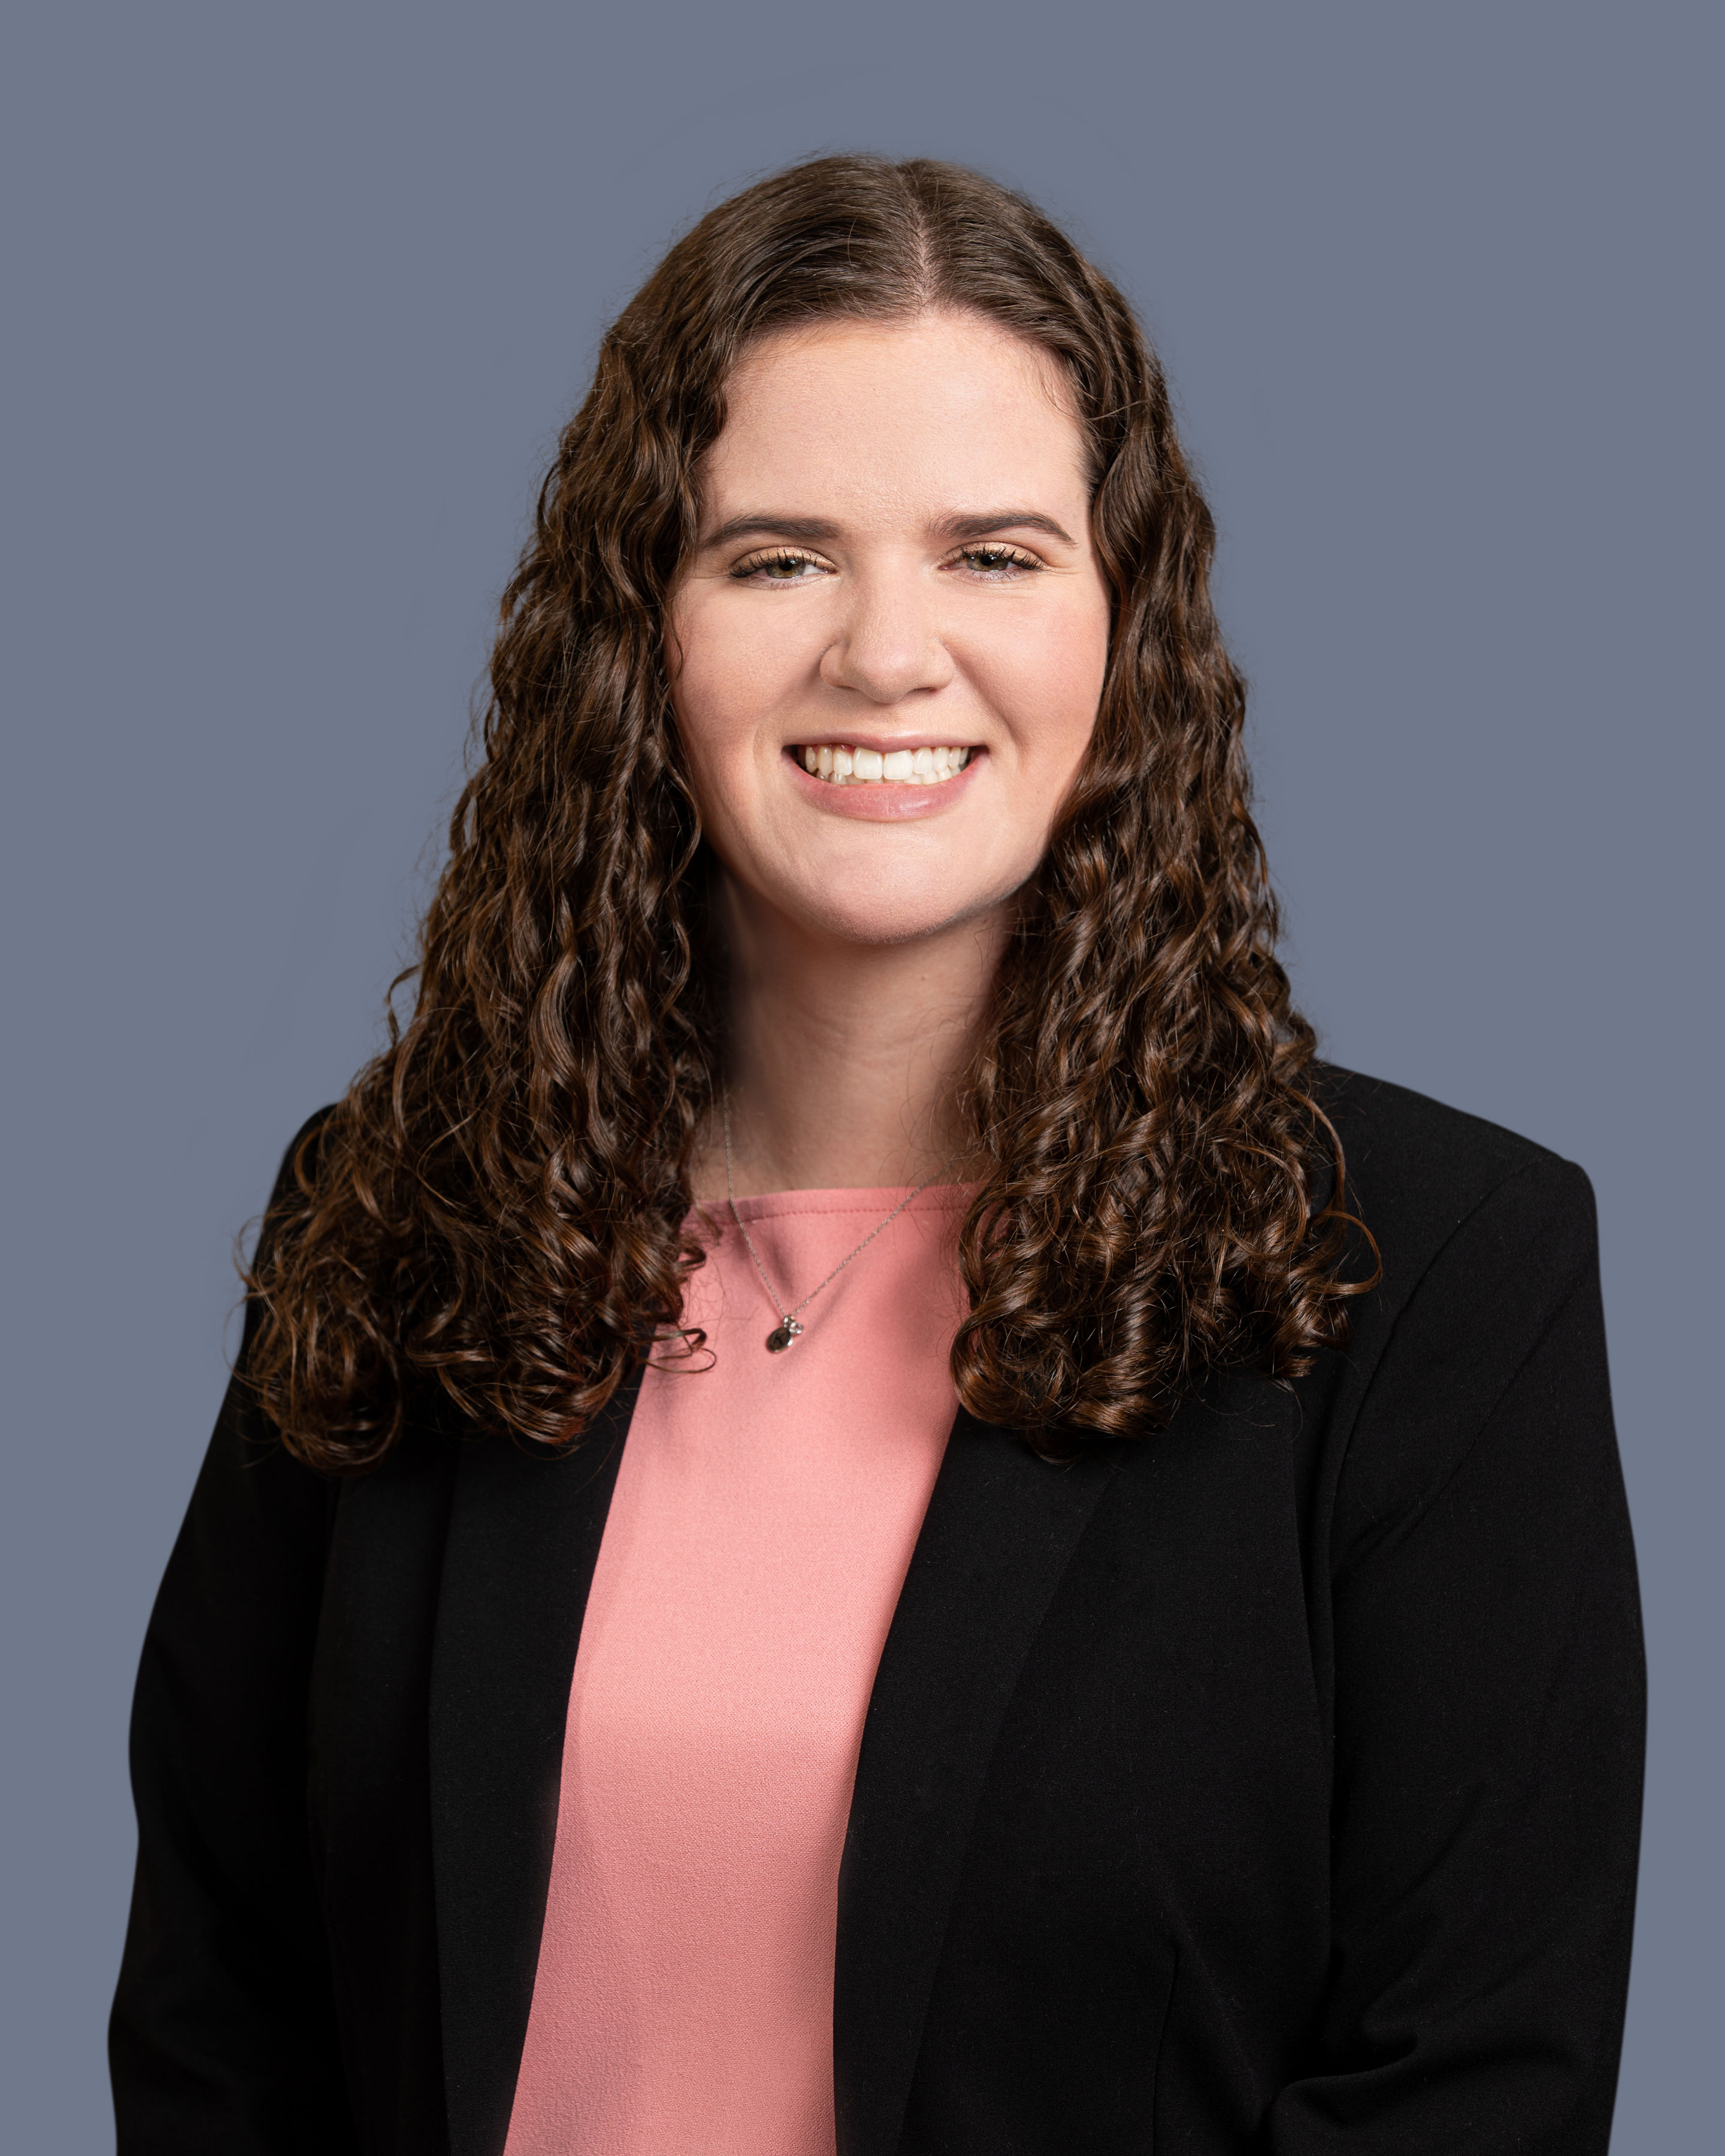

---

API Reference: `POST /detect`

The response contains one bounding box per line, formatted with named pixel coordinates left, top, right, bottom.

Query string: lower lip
left=782, top=748, right=985, bottom=820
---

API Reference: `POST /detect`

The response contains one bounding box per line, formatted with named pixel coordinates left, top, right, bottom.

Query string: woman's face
left=669, top=310, right=1112, bottom=949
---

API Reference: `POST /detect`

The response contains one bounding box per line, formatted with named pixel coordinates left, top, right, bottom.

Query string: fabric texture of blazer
left=110, top=1066, right=1645, bottom=2154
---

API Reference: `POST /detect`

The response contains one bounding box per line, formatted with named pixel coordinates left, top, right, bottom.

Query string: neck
left=693, top=874, right=1007, bottom=1200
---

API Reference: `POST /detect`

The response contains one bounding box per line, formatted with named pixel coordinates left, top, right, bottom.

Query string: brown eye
left=733, top=549, right=825, bottom=582
left=957, top=546, right=1039, bottom=577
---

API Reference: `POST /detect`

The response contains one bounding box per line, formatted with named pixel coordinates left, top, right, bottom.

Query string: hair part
left=246, top=153, right=1373, bottom=1470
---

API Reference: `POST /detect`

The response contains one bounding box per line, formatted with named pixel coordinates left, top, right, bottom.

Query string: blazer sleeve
left=1271, top=1156, right=1646, bottom=2154
left=110, top=1120, right=359, bottom=2154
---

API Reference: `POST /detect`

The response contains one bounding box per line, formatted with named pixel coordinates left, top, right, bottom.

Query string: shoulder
left=1312, top=1061, right=1597, bottom=1323
left=1306, top=1065, right=1610, bottom=1549
left=267, top=1103, right=341, bottom=1206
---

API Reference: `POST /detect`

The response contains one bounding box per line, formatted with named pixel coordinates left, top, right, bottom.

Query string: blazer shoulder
left=1307, top=1070, right=1615, bottom=1577
left=233, top=1104, right=342, bottom=1369
left=267, top=1102, right=341, bottom=1206
left=1310, top=1062, right=1596, bottom=1323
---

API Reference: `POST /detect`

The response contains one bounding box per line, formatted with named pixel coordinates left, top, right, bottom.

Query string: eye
left=951, top=544, right=1043, bottom=579
left=731, top=548, right=830, bottom=583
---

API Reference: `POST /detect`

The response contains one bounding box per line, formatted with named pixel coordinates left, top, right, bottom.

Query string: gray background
left=2, top=2, right=1718, bottom=2146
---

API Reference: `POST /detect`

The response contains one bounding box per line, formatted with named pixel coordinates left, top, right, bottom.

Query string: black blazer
left=110, top=1068, right=1645, bottom=2155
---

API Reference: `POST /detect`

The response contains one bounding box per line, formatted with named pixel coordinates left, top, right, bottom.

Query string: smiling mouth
left=790, top=743, right=976, bottom=788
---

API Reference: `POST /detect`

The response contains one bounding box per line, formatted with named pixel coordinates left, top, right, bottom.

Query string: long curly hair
left=247, top=153, right=1370, bottom=1472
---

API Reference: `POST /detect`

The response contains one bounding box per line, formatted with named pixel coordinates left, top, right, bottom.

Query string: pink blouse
left=501, top=1185, right=968, bottom=2156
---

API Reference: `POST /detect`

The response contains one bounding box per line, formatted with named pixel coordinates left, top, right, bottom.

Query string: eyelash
left=729, top=544, right=1044, bottom=583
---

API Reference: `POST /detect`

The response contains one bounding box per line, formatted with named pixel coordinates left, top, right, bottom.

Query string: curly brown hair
left=246, top=153, right=1370, bottom=1472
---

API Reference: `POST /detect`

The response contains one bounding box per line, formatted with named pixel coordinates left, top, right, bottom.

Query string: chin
left=783, top=873, right=1021, bottom=950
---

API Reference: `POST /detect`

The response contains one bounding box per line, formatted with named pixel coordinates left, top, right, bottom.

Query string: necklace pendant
left=765, top=1318, right=804, bottom=1353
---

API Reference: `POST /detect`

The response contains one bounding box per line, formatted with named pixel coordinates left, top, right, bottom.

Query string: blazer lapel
left=429, top=1368, right=642, bottom=2156
left=834, top=1409, right=1120, bottom=2156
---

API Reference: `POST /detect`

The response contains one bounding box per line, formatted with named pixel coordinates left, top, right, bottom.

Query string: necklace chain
left=721, top=1090, right=946, bottom=1351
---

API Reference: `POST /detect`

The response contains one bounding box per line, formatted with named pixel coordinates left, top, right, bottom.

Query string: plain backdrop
left=2, top=4, right=1719, bottom=2147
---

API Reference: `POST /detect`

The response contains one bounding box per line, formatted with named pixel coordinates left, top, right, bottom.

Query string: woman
left=110, top=156, right=1644, bottom=2155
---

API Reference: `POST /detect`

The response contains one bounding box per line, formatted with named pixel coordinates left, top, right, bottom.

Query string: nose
left=818, top=570, right=955, bottom=705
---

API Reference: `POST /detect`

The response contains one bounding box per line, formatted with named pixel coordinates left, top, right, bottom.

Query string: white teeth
left=794, top=744, right=973, bottom=787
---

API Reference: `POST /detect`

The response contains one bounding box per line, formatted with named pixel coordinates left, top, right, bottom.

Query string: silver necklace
left=721, top=1091, right=946, bottom=1352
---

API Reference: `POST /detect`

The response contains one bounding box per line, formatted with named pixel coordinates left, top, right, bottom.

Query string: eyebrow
left=702, top=508, right=1078, bottom=549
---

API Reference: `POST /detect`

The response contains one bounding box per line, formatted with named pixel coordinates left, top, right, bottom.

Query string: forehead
left=703, top=311, right=1088, bottom=517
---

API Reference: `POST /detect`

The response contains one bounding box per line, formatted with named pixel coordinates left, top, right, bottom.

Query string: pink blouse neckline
left=502, top=1177, right=967, bottom=2156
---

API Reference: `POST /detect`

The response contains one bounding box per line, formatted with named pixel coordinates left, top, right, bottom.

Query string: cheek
left=670, top=590, right=810, bottom=753
left=982, top=599, right=1112, bottom=765
left=667, top=598, right=799, bottom=852
left=668, top=601, right=740, bottom=756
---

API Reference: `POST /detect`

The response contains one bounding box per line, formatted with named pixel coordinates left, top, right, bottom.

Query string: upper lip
left=783, top=735, right=985, bottom=755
